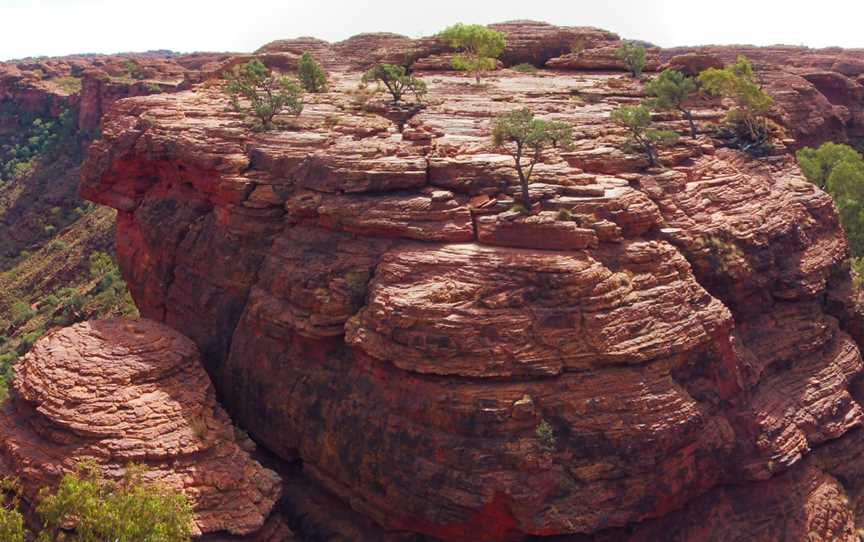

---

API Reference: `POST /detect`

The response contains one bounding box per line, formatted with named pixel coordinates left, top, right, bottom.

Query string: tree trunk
left=683, top=109, right=698, bottom=139
left=515, top=164, right=531, bottom=210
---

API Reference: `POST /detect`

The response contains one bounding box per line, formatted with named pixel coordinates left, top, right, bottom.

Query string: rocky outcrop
left=79, top=32, right=864, bottom=541
left=546, top=44, right=661, bottom=72
left=0, top=319, right=282, bottom=538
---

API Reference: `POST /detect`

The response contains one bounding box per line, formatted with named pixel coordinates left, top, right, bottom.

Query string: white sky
left=2, top=0, right=863, bottom=61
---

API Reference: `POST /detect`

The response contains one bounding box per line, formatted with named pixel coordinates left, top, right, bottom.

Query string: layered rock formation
left=77, top=22, right=864, bottom=541
left=0, top=319, right=282, bottom=538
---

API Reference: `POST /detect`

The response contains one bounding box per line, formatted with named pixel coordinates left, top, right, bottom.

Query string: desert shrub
left=53, top=76, right=83, bottom=94
left=360, top=64, right=427, bottom=105
left=491, top=108, right=573, bottom=211
left=224, top=59, right=303, bottom=130
left=699, top=56, right=774, bottom=154
left=610, top=105, right=678, bottom=166
left=535, top=419, right=556, bottom=451
left=616, top=42, right=647, bottom=78
left=297, top=52, right=327, bottom=93
left=0, top=478, right=24, bottom=542
left=123, top=59, right=146, bottom=80
left=644, top=69, right=700, bottom=138
left=797, top=142, right=864, bottom=256
left=438, top=23, right=506, bottom=84
left=9, top=301, right=34, bottom=327
left=36, top=461, right=194, bottom=542
left=511, top=63, right=538, bottom=73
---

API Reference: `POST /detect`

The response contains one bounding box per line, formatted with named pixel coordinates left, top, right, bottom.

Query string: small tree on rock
left=616, top=42, right=647, bottom=78
left=438, top=23, right=506, bottom=84
left=492, top=108, right=573, bottom=211
left=698, top=56, right=774, bottom=153
left=297, top=52, right=327, bottom=93
left=644, top=69, right=700, bottom=138
left=611, top=105, right=679, bottom=167
left=361, top=64, right=427, bottom=105
left=225, top=59, right=303, bottom=130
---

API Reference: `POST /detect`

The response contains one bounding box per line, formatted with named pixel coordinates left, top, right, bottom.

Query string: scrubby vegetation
left=0, top=106, right=78, bottom=185
left=611, top=105, right=678, bottom=166
left=438, top=23, right=506, bottom=84
left=298, top=52, right=327, bottom=93
left=511, top=63, right=538, bottom=73
left=616, top=42, right=647, bottom=78
left=644, top=69, right=700, bottom=138
left=360, top=64, right=427, bottom=105
left=492, top=108, right=573, bottom=211
left=225, top=59, right=303, bottom=130
left=797, top=143, right=864, bottom=263
left=535, top=419, right=556, bottom=451
left=0, top=462, right=193, bottom=542
left=699, top=56, right=774, bottom=155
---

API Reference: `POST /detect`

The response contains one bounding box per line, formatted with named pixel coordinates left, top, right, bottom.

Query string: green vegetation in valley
left=0, top=105, right=79, bottom=185
left=438, top=23, right=506, bottom=84
left=0, top=462, right=193, bottom=542
left=797, top=143, right=864, bottom=280
left=610, top=105, right=679, bottom=166
left=616, top=42, right=647, bottom=78
left=297, top=52, right=327, bottom=93
left=644, top=69, right=700, bottom=138
left=360, top=64, right=427, bottom=105
left=699, top=56, right=774, bottom=155
left=225, top=59, right=303, bottom=130
left=491, top=108, right=573, bottom=211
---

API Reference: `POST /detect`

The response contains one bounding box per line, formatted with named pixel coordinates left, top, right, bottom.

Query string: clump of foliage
left=616, top=42, right=647, bottom=78
left=438, top=23, right=506, bottom=84
left=225, top=59, right=303, bottom=130
left=297, top=52, right=327, bottom=93
left=123, top=59, right=146, bottom=80
left=53, top=76, right=83, bottom=94
left=644, top=69, right=700, bottom=138
left=511, top=63, right=538, bottom=74
left=797, top=142, right=864, bottom=258
left=36, top=461, right=194, bottom=542
left=695, top=234, right=751, bottom=279
left=610, top=105, right=678, bottom=166
left=0, top=478, right=24, bottom=542
left=698, top=56, right=774, bottom=154
left=360, top=64, right=427, bottom=105
left=0, top=107, right=79, bottom=184
left=535, top=419, right=557, bottom=451
left=492, top=108, right=573, bottom=211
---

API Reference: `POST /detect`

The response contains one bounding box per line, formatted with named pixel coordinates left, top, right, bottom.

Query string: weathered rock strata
left=77, top=27, right=864, bottom=542
left=0, top=319, right=282, bottom=538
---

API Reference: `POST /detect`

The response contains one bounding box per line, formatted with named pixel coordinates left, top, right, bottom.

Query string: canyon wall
left=75, top=21, right=864, bottom=541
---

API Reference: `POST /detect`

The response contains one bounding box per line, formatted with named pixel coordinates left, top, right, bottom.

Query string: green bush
left=699, top=56, right=774, bottom=154
left=616, top=42, right=647, bottom=78
left=797, top=143, right=864, bottom=257
left=360, top=64, right=427, bottom=105
left=535, top=419, right=557, bottom=451
left=9, top=301, right=34, bottom=327
left=297, top=52, right=327, bottom=93
left=511, top=63, right=538, bottom=73
left=611, top=105, right=679, bottom=166
left=644, top=69, right=699, bottom=138
left=36, top=462, right=194, bottom=542
left=0, top=478, right=24, bottom=542
left=491, top=108, right=573, bottom=211
left=225, top=59, right=303, bottom=130
left=123, top=59, right=146, bottom=80
left=438, top=23, right=506, bottom=84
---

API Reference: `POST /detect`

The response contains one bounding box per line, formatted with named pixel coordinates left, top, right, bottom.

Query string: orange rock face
left=74, top=21, right=864, bottom=542
left=0, top=319, right=282, bottom=538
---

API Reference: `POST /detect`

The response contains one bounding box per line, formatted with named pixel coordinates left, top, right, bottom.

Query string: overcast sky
left=2, top=0, right=863, bottom=61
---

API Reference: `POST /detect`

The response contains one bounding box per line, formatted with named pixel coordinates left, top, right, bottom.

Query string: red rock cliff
left=80, top=22, right=864, bottom=541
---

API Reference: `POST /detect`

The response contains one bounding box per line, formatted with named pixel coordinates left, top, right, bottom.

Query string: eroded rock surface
left=0, top=319, right=282, bottom=538
left=74, top=20, right=864, bottom=542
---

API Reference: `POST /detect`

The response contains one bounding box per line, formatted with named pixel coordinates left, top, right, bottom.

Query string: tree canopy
left=361, top=64, right=427, bottom=105
left=438, top=23, right=506, bottom=84
left=297, top=52, right=327, bottom=93
left=492, top=108, right=573, bottom=210
left=797, top=142, right=864, bottom=257
left=698, top=56, right=773, bottom=151
left=616, top=42, right=647, bottom=78
left=225, top=59, right=303, bottom=130
left=610, top=105, right=678, bottom=166
left=644, top=69, right=700, bottom=138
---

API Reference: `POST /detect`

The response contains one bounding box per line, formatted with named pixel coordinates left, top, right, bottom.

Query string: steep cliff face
left=77, top=23, right=864, bottom=541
